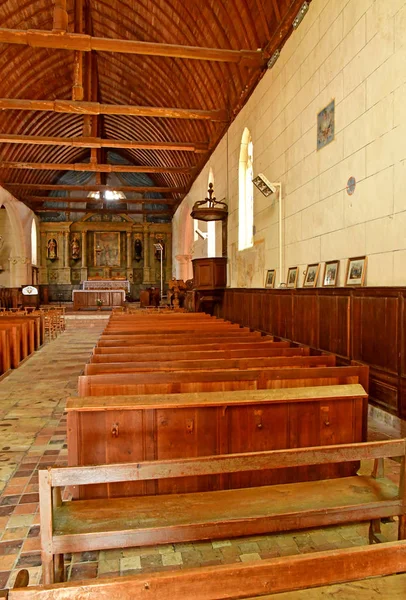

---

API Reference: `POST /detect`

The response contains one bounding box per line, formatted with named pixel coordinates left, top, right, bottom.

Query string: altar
left=82, top=280, right=131, bottom=293
left=72, top=289, right=126, bottom=310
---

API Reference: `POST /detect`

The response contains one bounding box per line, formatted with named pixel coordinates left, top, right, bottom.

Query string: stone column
left=142, top=228, right=152, bottom=283
left=165, top=233, right=172, bottom=283
left=64, top=231, right=69, bottom=268
left=80, top=230, right=88, bottom=282
left=39, top=231, right=48, bottom=284
left=8, top=256, right=31, bottom=287
left=175, top=254, right=193, bottom=281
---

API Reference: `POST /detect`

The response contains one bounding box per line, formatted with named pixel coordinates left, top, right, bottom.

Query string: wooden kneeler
left=6, top=541, right=406, bottom=599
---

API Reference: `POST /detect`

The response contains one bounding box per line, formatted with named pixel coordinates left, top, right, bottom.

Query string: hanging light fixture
left=190, top=183, right=228, bottom=222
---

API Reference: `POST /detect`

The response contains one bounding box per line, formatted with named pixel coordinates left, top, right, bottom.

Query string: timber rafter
left=2, top=183, right=185, bottom=193
left=0, top=133, right=208, bottom=153
left=0, top=28, right=264, bottom=66
left=0, top=162, right=194, bottom=174
left=0, top=98, right=228, bottom=121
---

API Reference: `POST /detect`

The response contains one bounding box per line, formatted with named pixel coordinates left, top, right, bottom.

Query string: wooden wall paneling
left=352, top=292, right=399, bottom=373
left=318, top=290, right=350, bottom=358
left=222, top=288, right=406, bottom=418
left=291, top=292, right=319, bottom=348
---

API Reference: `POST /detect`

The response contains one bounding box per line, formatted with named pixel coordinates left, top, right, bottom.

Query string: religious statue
left=134, top=238, right=143, bottom=262
left=47, top=238, right=58, bottom=260
left=71, top=235, right=81, bottom=260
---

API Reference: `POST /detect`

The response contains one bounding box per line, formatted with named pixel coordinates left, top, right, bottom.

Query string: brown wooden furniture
left=77, top=364, right=369, bottom=396
left=67, top=383, right=367, bottom=498
left=72, top=290, right=125, bottom=310
left=6, top=546, right=406, bottom=599
left=222, top=287, right=406, bottom=420
left=191, top=257, right=227, bottom=313
left=84, top=355, right=337, bottom=374
left=40, top=439, right=405, bottom=584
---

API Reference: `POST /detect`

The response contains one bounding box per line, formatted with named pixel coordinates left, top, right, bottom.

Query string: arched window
left=238, top=128, right=254, bottom=250
left=31, top=219, right=38, bottom=266
left=207, top=168, right=216, bottom=258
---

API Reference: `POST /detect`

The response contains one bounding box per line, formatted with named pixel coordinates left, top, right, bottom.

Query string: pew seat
left=39, top=438, right=406, bottom=585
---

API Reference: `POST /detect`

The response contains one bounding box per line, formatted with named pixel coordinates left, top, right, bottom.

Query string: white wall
left=173, top=0, right=406, bottom=287
left=0, top=187, right=35, bottom=286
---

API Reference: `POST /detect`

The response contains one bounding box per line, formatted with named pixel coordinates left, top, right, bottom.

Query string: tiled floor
left=0, top=315, right=403, bottom=597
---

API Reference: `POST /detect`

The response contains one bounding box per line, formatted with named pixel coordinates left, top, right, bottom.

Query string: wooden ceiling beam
left=0, top=162, right=194, bottom=174
left=25, top=196, right=178, bottom=204
left=0, top=98, right=228, bottom=121
left=31, top=206, right=173, bottom=215
left=2, top=183, right=185, bottom=193
left=0, top=133, right=208, bottom=153
left=0, top=28, right=263, bottom=65
left=72, top=0, right=84, bottom=101
left=53, top=0, right=68, bottom=32
left=271, top=0, right=281, bottom=22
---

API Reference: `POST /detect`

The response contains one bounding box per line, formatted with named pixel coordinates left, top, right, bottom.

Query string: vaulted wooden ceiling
left=0, top=0, right=309, bottom=220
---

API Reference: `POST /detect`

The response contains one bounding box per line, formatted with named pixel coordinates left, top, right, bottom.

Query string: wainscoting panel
left=222, top=288, right=406, bottom=419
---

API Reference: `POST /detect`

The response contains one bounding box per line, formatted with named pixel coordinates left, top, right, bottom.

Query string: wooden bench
left=93, top=339, right=285, bottom=354
left=78, top=364, right=369, bottom=396
left=84, top=354, right=336, bottom=375
left=39, top=438, right=406, bottom=585
left=67, top=383, right=368, bottom=498
left=90, top=344, right=305, bottom=363
left=5, top=543, right=406, bottom=599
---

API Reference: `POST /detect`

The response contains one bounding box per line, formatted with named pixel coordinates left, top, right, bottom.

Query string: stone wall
left=173, top=0, right=406, bottom=287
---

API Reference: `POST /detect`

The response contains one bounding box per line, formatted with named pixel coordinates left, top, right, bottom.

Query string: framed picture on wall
left=323, top=260, right=339, bottom=287
left=286, top=266, right=298, bottom=288
left=265, top=269, right=276, bottom=288
left=345, top=256, right=367, bottom=286
left=303, top=263, right=320, bottom=287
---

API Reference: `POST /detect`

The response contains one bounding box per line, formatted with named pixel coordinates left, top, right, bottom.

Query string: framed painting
left=94, top=232, right=121, bottom=267
left=265, top=269, right=276, bottom=288
left=286, top=266, right=298, bottom=288
left=317, top=99, right=335, bottom=150
left=303, top=263, right=320, bottom=287
left=323, top=260, right=339, bottom=287
left=345, top=256, right=367, bottom=286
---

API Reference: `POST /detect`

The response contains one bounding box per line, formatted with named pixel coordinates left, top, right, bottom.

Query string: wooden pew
left=38, top=438, right=406, bottom=584
left=0, top=313, right=43, bottom=349
left=78, top=364, right=369, bottom=396
left=6, top=545, right=406, bottom=599
left=0, top=327, right=11, bottom=375
left=93, top=340, right=287, bottom=354
left=90, top=344, right=301, bottom=363
left=67, top=383, right=368, bottom=498
left=84, top=354, right=336, bottom=375
left=0, top=322, right=24, bottom=368
left=97, top=333, right=271, bottom=347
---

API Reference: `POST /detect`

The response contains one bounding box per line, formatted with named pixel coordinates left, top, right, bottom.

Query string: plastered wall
left=173, top=0, right=406, bottom=287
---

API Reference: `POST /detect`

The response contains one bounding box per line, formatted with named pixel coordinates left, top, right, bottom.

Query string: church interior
left=1, top=0, right=406, bottom=597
